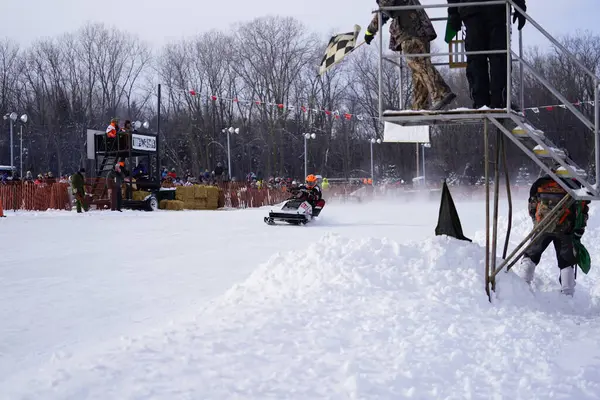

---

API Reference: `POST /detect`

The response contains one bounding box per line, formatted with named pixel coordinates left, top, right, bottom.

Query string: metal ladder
left=488, top=114, right=599, bottom=201
left=91, top=155, right=118, bottom=200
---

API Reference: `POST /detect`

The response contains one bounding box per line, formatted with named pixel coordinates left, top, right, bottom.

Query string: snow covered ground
left=1, top=194, right=600, bottom=399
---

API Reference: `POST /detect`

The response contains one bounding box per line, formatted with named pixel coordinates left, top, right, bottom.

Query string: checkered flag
left=318, top=25, right=362, bottom=76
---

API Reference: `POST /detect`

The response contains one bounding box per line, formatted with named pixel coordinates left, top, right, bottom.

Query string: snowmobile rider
left=365, top=0, right=456, bottom=111
left=291, top=174, right=322, bottom=207
left=519, top=171, right=589, bottom=296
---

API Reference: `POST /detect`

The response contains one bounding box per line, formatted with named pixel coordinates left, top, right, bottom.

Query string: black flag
left=435, top=180, right=472, bottom=242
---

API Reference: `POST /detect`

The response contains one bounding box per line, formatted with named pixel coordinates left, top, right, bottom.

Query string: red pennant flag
left=233, top=98, right=238, bottom=102
left=278, top=104, right=284, bottom=109
left=211, top=95, right=217, bottom=101
left=344, top=113, right=352, bottom=120
left=189, top=90, right=197, bottom=96
left=256, top=100, right=262, bottom=105
left=335, top=114, right=340, bottom=119
left=301, top=106, right=307, bottom=113
left=546, top=106, right=554, bottom=111
left=325, top=110, right=331, bottom=116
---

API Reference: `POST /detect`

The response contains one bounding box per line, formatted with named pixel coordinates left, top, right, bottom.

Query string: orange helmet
left=305, top=174, right=318, bottom=189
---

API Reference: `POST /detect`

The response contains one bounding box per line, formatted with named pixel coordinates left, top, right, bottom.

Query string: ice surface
left=1, top=198, right=599, bottom=399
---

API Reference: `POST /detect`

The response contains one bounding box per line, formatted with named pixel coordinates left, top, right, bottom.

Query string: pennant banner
left=185, top=90, right=600, bottom=122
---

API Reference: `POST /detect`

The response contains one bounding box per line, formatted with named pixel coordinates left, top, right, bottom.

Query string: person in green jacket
left=71, top=168, right=89, bottom=213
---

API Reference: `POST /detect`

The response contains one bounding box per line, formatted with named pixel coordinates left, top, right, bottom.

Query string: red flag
left=546, top=106, right=554, bottom=111
left=301, top=106, right=307, bottom=113
left=325, top=110, right=331, bottom=116
left=344, top=113, right=352, bottom=120
left=233, top=98, right=239, bottom=103
left=256, top=100, right=262, bottom=105
left=211, top=95, right=217, bottom=101
left=189, top=90, right=197, bottom=96
left=278, top=104, right=284, bottom=109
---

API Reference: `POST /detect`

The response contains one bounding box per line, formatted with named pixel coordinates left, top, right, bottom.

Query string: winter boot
left=559, top=266, right=576, bottom=296
left=520, top=257, right=536, bottom=284
left=430, top=92, right=457, bottom=111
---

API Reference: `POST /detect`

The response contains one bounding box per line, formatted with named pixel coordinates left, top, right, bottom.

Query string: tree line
left=0, top=18, right=598, bottom=183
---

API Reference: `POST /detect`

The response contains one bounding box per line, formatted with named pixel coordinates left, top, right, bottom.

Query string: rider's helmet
left=305, top=174, right=318, bottom=189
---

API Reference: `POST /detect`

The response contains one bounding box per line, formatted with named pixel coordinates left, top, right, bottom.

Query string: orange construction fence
left=0, top=181, right=363, bottom=212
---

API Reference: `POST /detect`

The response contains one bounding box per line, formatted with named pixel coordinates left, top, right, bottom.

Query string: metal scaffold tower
left=376, top=0, right=600, bottom=300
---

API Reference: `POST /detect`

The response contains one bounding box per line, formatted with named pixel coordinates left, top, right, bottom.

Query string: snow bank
left=10, top=231, right=600, bottom=399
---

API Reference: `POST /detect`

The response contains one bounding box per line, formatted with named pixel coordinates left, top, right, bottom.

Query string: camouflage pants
left=401, top=38, right=451, bottom=110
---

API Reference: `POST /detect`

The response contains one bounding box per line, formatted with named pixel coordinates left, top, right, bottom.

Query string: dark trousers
left=110, top=186, right=122, bottom=211
left=463, top=14, right=508, bottom=108
left=524, top=233, right=577, bottom=270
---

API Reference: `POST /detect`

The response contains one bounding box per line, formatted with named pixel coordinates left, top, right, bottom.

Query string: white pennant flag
left=531, top=107, right=540, bottom=114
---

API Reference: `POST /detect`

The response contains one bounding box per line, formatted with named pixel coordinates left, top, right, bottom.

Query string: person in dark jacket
left=214, top=162, right=225, bottom=182
left=519, top=174, right=589, bottom=296
left=71, top=168, right=89, bottom=213
left=365, top=0, right=456, bottom=110
left=106, top=163, right=125, bottom=212
left=447, top=0, right=526, bottom=109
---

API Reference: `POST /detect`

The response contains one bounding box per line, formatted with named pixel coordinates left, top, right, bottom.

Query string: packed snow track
left=1, top=198, right=600, bottom=399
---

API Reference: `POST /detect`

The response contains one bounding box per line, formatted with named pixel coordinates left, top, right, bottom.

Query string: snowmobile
left=264, top=194, right=325, bottom=225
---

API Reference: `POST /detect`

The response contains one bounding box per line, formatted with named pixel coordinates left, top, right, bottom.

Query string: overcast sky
left=1, top=0, right=597, bottom=52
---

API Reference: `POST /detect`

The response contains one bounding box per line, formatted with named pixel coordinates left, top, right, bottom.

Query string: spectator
left=447, top=0, right=526, bottom=108
left=365, top=0, right=456, bottom=110
left=71, top=168, right=89, bottom=213
left=106, top=163, right=125, bottom=212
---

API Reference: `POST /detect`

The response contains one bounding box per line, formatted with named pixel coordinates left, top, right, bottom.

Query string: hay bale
left=159, top=199, right=168, bottom=210
left=194, top=185, right=208, bottom=199
left=176, top=186, right=195, bottom=201
left=185, top=199, right=208, bottom=210
left=132, top=191, right=148, bottom=202
left=175, top=187, right=185, bottom=201
left=166, top=200, right=185, bottom=210
left=206, top=198, right=219, bottom=210
left=206, top=186, right=219, bottom=200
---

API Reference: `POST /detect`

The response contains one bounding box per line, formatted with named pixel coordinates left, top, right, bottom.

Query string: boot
left=559, top=266, right=576, bottom=296
left=430, top=92, right=457, bottom=111
left=520, top=257, right=536, bottom=284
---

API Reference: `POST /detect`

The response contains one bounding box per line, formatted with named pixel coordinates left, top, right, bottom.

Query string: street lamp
left=3, top=112, right=18, bottom=175
left=133, top=120, right=150, bottom=130
left=18, top=114, right=28, bottom=179
left=421, top=142, right=431, bottom=182
left=369, top=138, right=382, bottom=184
left=303, top=133, right=316, bottom=177
left=222, top=126, right=240, bottom=179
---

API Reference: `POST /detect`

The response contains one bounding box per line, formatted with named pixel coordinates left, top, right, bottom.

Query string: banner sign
left=132, top=134, right=157, bottom=152
left=383, top=122, right=430, bottom=143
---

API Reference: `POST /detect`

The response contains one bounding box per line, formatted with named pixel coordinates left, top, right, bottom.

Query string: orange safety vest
left=106, top=123, right=117, bottom=138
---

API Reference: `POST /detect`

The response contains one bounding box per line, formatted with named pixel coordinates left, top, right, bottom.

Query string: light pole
left=303, top=133, right=316, bottom=177
left=222, top=126, right=240, bottom=179
left=18, top=114, right=28, bottom=179
left=421, top=142, right=431, bottom=183
left=370, top=138, right=382, bottom=184
left=3, top=112, right=17, bottom=175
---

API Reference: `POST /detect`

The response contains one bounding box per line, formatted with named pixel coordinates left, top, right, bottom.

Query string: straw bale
left=132, top=191, right=148, bottom=202
left=166, top=200, right=185, bottom=210
left=184, top=199, right=207, bottom=210
left=176, top=186, right=195, bottom=201
left=194, top=185, right=208, bottom=199
left=159, top=199, right=168, bottom=210
left=206, top=186, right=219, bottom=200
